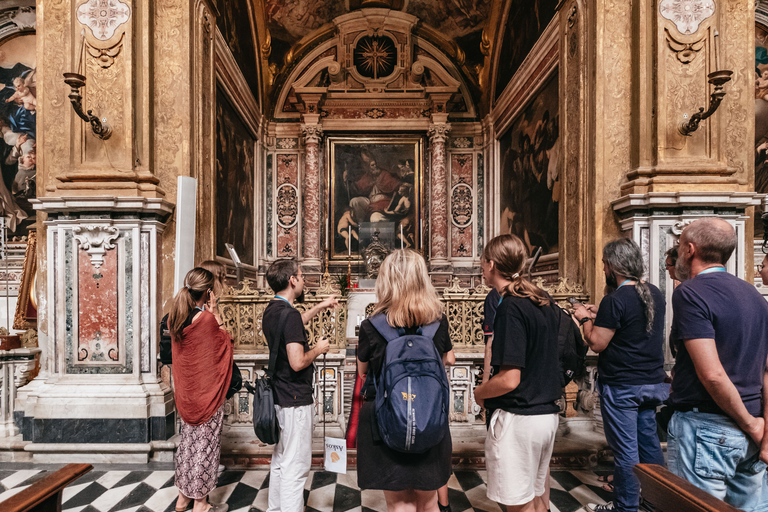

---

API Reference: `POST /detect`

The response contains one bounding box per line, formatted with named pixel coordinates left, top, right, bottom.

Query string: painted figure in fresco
left=396, top=158, right=415, bottom=183
left=337, top=206, right=359, bottom=250
left=385, top=183, right=413, bottom=217
left=6, top=73, right=35, bottom=111
left=344, top=150, right=402, bottom=223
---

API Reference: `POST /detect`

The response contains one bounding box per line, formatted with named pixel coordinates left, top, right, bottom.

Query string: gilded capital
left=428, top=123, right=451, bottom=144
left=301, top=124, right=323, bottom=145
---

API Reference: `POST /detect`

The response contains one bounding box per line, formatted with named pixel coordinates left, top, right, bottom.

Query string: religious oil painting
left=328, top=137, right=422, bottom=260
left=498, top=71, right=559, bottom=255
left=0, top=33, right=36, bottom=236
left=216, top=87, right=255, bottom=266
left=756, top=22, right=768, bottom=236
left=494, top=0, right=558, bottom=100
left=218, top=0, right=261, bottom=105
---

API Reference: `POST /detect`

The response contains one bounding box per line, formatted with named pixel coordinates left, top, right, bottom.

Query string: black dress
left=356, top=314, right=453, bottom=491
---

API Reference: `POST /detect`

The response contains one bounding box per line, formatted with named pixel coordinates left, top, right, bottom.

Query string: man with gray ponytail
left=666, top=218, right=768, bottom=511
left=573, top=238, right=668, bottom=512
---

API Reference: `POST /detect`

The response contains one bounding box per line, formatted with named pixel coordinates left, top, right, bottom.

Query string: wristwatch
left=578, top=316, right=592, bottom=326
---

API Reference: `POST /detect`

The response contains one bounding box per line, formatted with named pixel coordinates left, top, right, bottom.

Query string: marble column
left=428, top=123, right=451, bottom=268
left=301, top=124, right=323, bottom=272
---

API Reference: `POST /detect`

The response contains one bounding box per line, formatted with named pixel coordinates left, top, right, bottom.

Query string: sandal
left=597, top=475, right=614, bottom=483
left=175, top=501, right=193, bottom=512
left=601, top=483, right=615, bottom=493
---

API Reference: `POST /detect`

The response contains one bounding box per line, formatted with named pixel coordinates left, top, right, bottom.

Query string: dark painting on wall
left=755, top=23, right=768, bottom=237
left=328, top=137, right=421, bottom=260
left=217, top=0, right=261, bottom=105
left=216, top=88, right=255, bottom=266
left=0, top=33, right=36, bottom=236
left=498, top=71, right=559, bottom=255
left=494, top=0, right=558, bottom=101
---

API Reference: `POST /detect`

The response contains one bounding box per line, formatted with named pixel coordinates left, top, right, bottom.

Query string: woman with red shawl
left=169, top=268, right=233, bottom=512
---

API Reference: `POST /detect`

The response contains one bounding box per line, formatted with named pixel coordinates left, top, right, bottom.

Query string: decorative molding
left=671, top=219, right=695, bottom=236
left=85, top=33, right=124, bottom=68
left=452, top=137, right=472, bottom=148
left=567, top=4, right=578, bottom=29
left=428, top=123, right=451, bottom=144
left=665, top=28, right=705, bottom=64
left=72, top=225, right=120, bottom=269
left=275, top=183, right=299, bottom=228
left=76, top=0, right=131, bottom=41
left=300, top=124, right=323, bottom=145
left=611, top=192, right=765, bottom=213
left=450, top=184, right=473, bottom=227
left=9, top=7, right=35, bottom=31
left=276, top=138, right=297, bottom=149
left=659, top=0, right=715, bottom=35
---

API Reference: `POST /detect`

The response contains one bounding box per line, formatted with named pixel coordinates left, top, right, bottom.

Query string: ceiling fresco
left=262, top=0, right=491, bottom=75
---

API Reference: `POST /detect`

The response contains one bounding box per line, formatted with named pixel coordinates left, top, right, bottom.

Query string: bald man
left=668, top=218, right=768, bottom=511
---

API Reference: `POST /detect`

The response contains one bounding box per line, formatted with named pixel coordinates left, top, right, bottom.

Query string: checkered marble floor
left=0, top=464, right=616, bottom=512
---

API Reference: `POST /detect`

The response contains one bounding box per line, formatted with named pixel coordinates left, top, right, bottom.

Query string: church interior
left=0, top=0, right=766, bottom=510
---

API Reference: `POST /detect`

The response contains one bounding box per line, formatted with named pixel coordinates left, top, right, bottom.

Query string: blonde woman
left=169, top=268, right=232, bottom=512
left=357, top=249, right=455, bottom=512
left=474, top=235, right=561, bottom=512
left=199, top=260, right=226, bottom=298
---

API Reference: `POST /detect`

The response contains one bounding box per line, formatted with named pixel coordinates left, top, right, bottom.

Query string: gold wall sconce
left=679, top=31, right=731, bottom=137
left=62, top=72, right=112, bottom=140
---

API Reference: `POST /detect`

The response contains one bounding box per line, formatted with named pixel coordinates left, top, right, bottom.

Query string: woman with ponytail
left=473, top=234, right=561, bottom=512
left=170, top=268, right=232, bottom=512
left=572, top=238, right=668, bottom=512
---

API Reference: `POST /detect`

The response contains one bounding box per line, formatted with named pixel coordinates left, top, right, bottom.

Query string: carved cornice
left=301, top=124, right=324, bottom=145
left=428, top=123, right=451, bottom=144
left=72, top=225, right=120, bottom=269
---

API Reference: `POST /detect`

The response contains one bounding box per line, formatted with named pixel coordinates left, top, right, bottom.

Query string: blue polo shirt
left=670, top=272, right=768, bottom=416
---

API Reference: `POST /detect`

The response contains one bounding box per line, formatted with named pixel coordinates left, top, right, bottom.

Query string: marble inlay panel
left=451, top=154, right=474, bottom=258
left=321, top=107, right=431, bottom=120
left=477, top=154, right=484, bottom=254
left=266, top=154, right=273, bottom=255
left=276, top=154, right=299, bottom=257
left=77, top=248, right=119, bottom=365
left=140, top=232, right=150, bottom=373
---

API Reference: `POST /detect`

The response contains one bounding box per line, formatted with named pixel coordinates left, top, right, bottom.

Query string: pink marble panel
left=77, top=249, right=119, bottom=364
left=277, top=154, right=299, bottom=257
left=430, top=141, right=448, bottom=259
left=303, top=142, right=320, bottom=259
left=451, top=154, right=473, bottom=187
left=451, top=225, right=473, bottom=258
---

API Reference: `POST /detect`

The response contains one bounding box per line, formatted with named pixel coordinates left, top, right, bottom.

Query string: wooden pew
left=0, top=463, right=92, bottom=512
left=634, top=463, right=740, bottom=512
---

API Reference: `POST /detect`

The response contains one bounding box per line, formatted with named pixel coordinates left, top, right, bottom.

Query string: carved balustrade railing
left=218, top=275, right=347, bottom=352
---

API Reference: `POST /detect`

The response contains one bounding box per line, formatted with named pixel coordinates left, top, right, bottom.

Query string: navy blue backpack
left=369, top=314, right=450, bottom=453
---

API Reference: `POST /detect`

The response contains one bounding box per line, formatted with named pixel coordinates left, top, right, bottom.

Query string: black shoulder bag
left=244, top=307, right=292, bottom=445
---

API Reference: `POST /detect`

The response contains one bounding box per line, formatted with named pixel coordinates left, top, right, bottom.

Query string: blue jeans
left=667, top=410, right=768, bottom=511
left=599, top=381, right=669, bottom=512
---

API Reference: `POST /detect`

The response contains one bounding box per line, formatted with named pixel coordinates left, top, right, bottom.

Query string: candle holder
left=63, top=72, right=113, bottom=140
left=678, top=69, right=732, bottom=136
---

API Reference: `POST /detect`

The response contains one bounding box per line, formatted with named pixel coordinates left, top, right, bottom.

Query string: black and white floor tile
left=0, top=465, right=616, bottom=512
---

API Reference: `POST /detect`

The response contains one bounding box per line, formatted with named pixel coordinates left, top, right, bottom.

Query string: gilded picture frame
left=327, top=136, right=423, bottom=260
left=13, top=229, right=36, bottom=330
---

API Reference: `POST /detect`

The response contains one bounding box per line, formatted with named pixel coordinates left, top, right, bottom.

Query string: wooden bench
left=634, top=463, right=740, bottom=512
left=0, top=463, right=92, bottom=512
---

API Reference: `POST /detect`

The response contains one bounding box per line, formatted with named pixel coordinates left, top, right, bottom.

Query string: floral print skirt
left=174, top=404, right=224, bottom=499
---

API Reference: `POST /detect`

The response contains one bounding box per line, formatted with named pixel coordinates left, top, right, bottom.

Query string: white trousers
left=267, top=403, right=314, bottom=512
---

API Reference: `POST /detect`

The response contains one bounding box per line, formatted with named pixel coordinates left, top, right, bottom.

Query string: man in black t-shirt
left=263, top=259, right=337, bottom=512
left=573, top=238, right=668, bottom=512
left=667, top=218, right=768, bottom=511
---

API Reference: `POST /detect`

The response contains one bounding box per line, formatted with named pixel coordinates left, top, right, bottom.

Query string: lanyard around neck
left=699, top=266, right=726, bottom=275
left=618, top=279, right=633, bottom=288
left=274, top=295, right=292, bottom=306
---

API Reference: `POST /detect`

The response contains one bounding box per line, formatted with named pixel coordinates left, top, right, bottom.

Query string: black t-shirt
left=484, top=295, right=561, bottom=415
left=262, top=299, right=314, bottom=407
left=483, top=288, right=501, bottom=335
left=358, top=314, right=453, bottom=396
left=594, top=283, right=667, bottom=386
left=670, top=272, right=768, bottom=416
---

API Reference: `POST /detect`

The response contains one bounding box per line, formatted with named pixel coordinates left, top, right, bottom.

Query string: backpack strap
left=419, top=320, right=441, bottom=340
left=369, top=314, right=402, bottom=341
left=266, top=306, right=294, bottom=378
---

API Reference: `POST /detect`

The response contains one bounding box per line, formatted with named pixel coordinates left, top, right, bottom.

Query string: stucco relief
left=77, top=0, right=131, bottom=41
left=604, top=0, right=632, bottom=180
left=659, top=0, right=715, bottom=36
left=73, top=225, right=120, bottom=269
left=723, top=0, right=750, bottom=180
left=663, top=35, right=707, bottom=154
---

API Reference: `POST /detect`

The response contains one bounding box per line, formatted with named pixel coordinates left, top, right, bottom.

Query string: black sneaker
left=439, top=503, right=451, bottom=512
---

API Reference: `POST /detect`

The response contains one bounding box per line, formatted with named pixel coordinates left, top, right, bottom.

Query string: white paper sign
left=324, top=437, right=347, bottom=474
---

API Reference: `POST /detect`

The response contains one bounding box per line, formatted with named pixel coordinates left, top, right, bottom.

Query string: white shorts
left=485, top=409, right=559, bottom=506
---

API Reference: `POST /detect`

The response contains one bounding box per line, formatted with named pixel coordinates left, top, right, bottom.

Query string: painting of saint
left=0, top=33, right=36, bottom=235
left=329, top=138, right=421, bottom=259
left=498, top=71, right=559, bottom=255
left=217, top=0, right=261, bottom=105
left=755, top=23, right=768, bottom=237
left=216, top=88, right=255, bottom=266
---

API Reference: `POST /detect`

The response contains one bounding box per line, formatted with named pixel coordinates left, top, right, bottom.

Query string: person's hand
left=745, top=416, right=765, bottom=446
left=320, top=295, right=339, bottom=310
left=16, top=133, right=27, bottom=148
left=316, top=336, right=330, bottom=355
left=475, top=395, right=484, bottom=409
left=206, top=289, right=218, bottom=311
